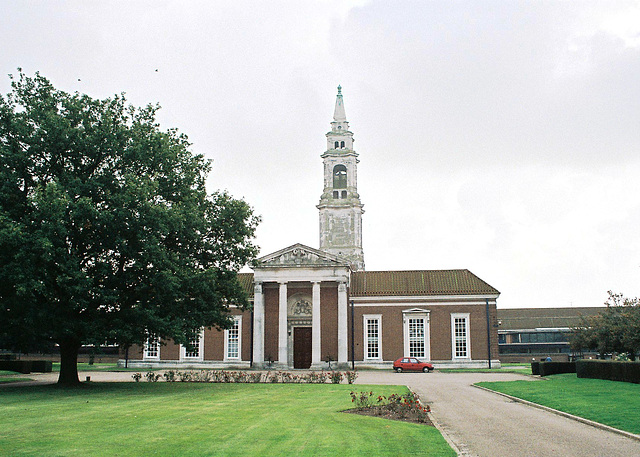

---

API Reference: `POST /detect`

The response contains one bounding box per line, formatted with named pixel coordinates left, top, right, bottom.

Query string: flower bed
left=345, top=390, right=433, bottom=425
left=131, top=369, right=358, bottom=384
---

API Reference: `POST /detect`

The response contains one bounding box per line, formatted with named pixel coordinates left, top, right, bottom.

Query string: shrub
left=345, top=371, right=358, bottom=384
left=330, top=371, right=343, bottom=384
left=577, top=360, right=640, bottom=384
left=350, top=391, right=374, bottom=409
left=145, top=372, right=161, bottom=382
left=131, top=373, right=142, bottom=382
left=538, top=362, right=576, bottom=377
left=531, top=362, right=540, bottom=376
left=163, top=370, right=176, bottom=382
left=0, top=361, right=33, bottom=374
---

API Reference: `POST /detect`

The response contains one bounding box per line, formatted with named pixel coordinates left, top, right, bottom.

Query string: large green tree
left=0, top=71, right=260, bottom=385
left=571, top=292, right=640, bottom=360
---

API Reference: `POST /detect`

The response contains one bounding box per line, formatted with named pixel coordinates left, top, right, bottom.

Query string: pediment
left=253, top=243, right=350, bottom=269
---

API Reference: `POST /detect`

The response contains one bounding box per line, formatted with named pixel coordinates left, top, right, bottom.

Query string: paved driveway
left=356, top=371, right=640, bottom=457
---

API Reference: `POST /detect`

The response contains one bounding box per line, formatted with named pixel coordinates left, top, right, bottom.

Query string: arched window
left=341, top=190, right=347, bottom=199
left=340, top=141, right=345, bottom=148
left=333, top=165, right=347, bottom=189
left=334, top=141, right=339, bottom=149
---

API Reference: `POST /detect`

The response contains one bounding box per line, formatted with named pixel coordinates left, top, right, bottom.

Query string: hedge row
left=530, top=361, right=576, bottom=377
left=576, top=360, right=640, bottom=384
left=0, top=360, right=52, bottom=373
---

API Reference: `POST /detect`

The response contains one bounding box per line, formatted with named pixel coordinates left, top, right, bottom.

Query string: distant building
left=497, top=307, right=603, bottom=362
left=123, top=87, right=500, bottom=370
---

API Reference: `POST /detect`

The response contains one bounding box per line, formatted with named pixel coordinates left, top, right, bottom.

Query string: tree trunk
left=58, top=339, right=81, bottom=386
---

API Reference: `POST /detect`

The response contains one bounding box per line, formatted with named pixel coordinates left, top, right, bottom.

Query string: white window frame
left=363, top=314, right=382, bottom=361
left=180, top=328, right=204, bottom=361
left=143, top=334, right=160, bottom=360
left=402, top=309, right=430, bottom=360
left=224, top=316, right=242, bottom=361
left=451, top=313, right=471, bottom=359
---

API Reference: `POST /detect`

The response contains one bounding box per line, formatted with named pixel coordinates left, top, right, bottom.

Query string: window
left=408, top=318, right=426, bottom=358
left=225, top=316, right=242, bottom=360
left=334, top=141, right=339, bottom=149
left=181, top=329, right=204, bottom=361
left=363, top=315, right=381, bottom=360
left=340, top=140, right=345, bottom=148
left=451, top=314, right=470, bottom=358
left=341, top=190, right=347, bottom=199
left=144, top=334, right=160, bottom=360
left=333, top=165, right=347, bottom=189
left=403, top=309, right=430, bottom=360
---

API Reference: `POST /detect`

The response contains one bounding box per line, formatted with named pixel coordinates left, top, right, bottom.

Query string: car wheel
left=423, top=366, right=429, bottom=373
left=396, top=367, right=403, bottom=373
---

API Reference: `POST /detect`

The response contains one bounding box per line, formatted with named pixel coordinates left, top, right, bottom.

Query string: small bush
left=132, top=373, right=142, bottom=382
left=145, top=372, right=161, bottom=382
left=345, top=371, right=358, bottom=384
left=330, top=371, right=343, bottom=384
left=350, top=390, right=374, bottom=409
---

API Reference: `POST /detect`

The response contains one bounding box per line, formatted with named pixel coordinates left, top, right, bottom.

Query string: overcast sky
left=2, top=1, right=640, bottom=308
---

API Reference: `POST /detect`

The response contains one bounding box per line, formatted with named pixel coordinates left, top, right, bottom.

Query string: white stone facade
left=317, top=86, right=365, bottom=271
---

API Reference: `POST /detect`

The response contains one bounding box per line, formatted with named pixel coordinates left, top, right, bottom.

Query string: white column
left=278, top=282, right=288, bottom=365
left=312, top=281, right=321, bottom=365
left=337, top=281, right=348, bottom=364
left=252, top=282, right=264, bottom=366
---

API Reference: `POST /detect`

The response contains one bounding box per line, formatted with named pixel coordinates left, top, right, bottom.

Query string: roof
left=350, top=269, right=499, bottom=297
left=497, top=307, right=605, bottom=331
left=236, top=269, right=499, bottom=299
left=237, top=273, right=254, bottom=295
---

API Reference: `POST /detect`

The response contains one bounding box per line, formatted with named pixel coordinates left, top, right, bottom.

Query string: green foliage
left=0, top=71, right=260, bottom=385
left=571, top=291, right=640, bottom=359
left=478, top=374, right=640, bottom=434
left=0, top=383, right=456, bottom=456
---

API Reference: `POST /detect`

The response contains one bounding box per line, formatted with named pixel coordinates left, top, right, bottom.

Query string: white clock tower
left=317, top=86, right=365, bottom=271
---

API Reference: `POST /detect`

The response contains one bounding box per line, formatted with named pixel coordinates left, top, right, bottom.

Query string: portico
left=251, top=244, right=350, bottom=369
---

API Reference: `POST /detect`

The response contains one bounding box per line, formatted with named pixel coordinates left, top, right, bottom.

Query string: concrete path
left=356, top=371, right=639, bottom=457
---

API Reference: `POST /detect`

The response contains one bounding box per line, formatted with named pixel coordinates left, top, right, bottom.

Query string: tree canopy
left=571, top=291, right=640, bottom=360
left=0, top=71, right=260, bottom=384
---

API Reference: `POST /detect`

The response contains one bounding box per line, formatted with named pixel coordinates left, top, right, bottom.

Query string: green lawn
left=52, top=362, right=128, bottom=372
left=0, top=377, right=32, bottom=383
left=478, top=373, right=640, bottom=434
left=0, top=383, right=455, bottom=456
left=439, top=366, right=532, bottom=375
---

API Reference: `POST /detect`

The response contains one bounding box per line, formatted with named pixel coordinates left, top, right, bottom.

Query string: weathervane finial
left=337, top=85, right=342, bottom=95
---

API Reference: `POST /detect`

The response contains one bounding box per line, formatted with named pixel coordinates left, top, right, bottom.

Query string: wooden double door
left=293, top=327, right=312, bottom=369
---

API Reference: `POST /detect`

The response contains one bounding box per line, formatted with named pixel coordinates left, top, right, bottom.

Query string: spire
left=333, top=85, right=347, bottom=122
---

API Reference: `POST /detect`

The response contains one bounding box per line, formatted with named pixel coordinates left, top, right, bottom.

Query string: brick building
left=124, top=87, right=500, bottom=369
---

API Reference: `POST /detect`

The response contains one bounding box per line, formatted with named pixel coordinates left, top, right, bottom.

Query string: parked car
left=393, top=357, right=434, bottom=373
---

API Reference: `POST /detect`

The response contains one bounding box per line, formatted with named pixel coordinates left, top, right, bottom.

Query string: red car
left=393, top=357, right=434, bottom=373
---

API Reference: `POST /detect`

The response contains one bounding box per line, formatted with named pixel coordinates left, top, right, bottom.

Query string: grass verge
left=0, top=383, right=455, bottom=457
left=51, top=363, right=134, bottom=372
left=0, top=377, right=32, bottom=383
left=439, top=367, right=532, bottom=375
left=477, top=373, right=640, bottom=434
